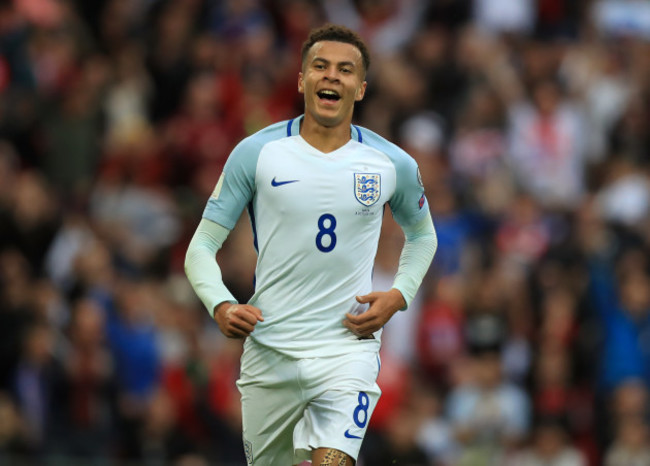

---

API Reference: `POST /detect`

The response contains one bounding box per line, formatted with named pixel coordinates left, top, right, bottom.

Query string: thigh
left=293, top=351, right=382, bottom=464
left=311, top=447, right=355, bottom=465
left=237, top=341, right=306, bottom=466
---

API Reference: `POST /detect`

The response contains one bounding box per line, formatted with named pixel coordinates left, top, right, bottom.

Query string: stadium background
left=1, top=0, right=650, bottom=464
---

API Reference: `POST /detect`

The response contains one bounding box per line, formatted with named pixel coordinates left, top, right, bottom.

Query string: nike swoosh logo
left=271, top=177, right=299, bottom=187
left=344, top=429, right=362, bottom=439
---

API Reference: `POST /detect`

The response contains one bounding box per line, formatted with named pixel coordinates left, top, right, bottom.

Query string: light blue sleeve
left=388, top=150, right=429, bottom=227
left=184, top=218, right=236, bottom=317
left=203, top=120, right=291, bottom=227
left=393, top=211, right=437, bottom=309
left=359, top=128, right=429, bottom=227
left=202, top=136, right=262, bottom=230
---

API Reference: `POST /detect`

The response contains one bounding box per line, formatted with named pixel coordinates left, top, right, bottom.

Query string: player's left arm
left=344, top=210, right=437, bottom=337
left=344, top=141, right=437, bottom=337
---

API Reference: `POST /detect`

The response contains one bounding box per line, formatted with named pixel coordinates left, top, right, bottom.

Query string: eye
left=314, top=63, right=326, bottom=70
left=341, top=68, right=352, bottom=74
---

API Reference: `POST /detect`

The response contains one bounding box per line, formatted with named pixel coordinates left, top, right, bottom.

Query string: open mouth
left=317, top=89, right=341, bottom=102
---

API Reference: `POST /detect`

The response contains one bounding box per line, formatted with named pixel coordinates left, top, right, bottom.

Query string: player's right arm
left=184, top=219, right=263, bottom=337
left=185, top=134, right=265, bottom=337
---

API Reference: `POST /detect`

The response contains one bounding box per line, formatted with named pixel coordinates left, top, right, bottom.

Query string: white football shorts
left=237, top=338, right=382, bottom=465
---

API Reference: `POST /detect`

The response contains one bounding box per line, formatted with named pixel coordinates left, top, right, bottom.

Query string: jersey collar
left=286, top=115, right=363, bottom=143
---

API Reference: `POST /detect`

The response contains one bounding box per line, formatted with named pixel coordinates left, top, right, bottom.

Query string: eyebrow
left=311, top=57, right=357, bottom=69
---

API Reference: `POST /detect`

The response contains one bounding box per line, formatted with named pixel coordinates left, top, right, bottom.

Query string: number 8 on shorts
left=353, top=392, right=370, bottom=428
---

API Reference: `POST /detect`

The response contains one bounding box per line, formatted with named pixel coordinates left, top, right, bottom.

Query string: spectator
left=0, top=171, right=61, bottom=273
left=48, top=297, right=119, bottom=459
left=416, top=274, right=465, bottom=390
left=10, top=321, right=58, bottom=455
left=413, top=378, right=459, bottom=466
left=604, top=414, right=650, bottom=466
left=446, top=346, right=531, bottom=465
left=506, top=415, right=587, bottom=466
left=587, top=247, right=650, bottom=393
left=0, top=391, right=29, bottom=460
left=361, top=402, right=430, bottom=466
left=505, top=78, right=591, bottom=210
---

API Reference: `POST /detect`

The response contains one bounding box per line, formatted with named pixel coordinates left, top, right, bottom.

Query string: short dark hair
left=301, top=24, right=370, bottom=74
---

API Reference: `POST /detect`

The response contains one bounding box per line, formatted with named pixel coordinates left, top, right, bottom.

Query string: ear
left=355, top=81, right=367, bottom=102
left=298, top=72, right=304, bottom=94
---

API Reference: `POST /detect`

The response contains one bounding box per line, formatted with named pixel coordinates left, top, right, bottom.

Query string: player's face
left=298, top=40, right=367, bottom=128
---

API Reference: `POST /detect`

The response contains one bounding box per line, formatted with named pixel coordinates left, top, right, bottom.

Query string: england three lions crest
left=354, top=173, right=381, bottom=206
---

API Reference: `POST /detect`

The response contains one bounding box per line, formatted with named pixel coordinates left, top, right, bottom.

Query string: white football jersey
left=204, top=116, right=428, bottom=358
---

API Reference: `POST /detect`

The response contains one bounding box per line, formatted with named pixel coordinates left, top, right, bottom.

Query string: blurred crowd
left=1, top=0, right=650, bottom=465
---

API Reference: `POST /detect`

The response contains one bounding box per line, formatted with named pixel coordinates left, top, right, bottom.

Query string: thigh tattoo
left=320, top=448, right=348, bottom=466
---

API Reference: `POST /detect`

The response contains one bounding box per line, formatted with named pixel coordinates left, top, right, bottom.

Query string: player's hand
left=214, top=302, right=264, bottom=338
left=343, top=289, right=406, bottom=338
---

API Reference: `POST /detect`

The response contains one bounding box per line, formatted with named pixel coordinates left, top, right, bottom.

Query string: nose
left=324, top=66, right=339, bottom=82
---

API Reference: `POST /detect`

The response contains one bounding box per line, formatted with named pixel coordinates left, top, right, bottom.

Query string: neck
left=299, top=114, right=352, bottom=153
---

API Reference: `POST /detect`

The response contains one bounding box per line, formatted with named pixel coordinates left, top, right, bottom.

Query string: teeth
left=319, top=90, right=339, bottom=97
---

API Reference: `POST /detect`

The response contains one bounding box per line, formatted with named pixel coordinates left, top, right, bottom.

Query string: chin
left=308, top=110, right=338, bottom=127
left=313, top=108, right=350, bottom=128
